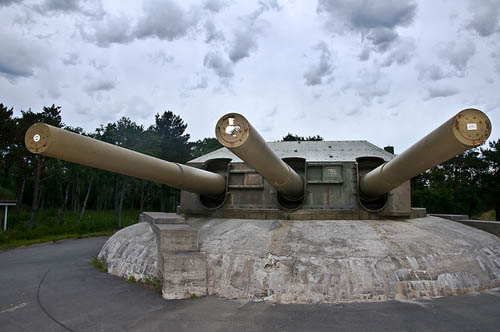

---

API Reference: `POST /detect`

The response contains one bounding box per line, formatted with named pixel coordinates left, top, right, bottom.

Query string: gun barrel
left=360, top=108, right=491, bottom=199
left=25, top=123, right=226, bottom=197
left=215, top=113, right=303, bottom=200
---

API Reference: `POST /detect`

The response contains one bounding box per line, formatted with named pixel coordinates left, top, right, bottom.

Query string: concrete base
left=162, top=252, right=207, bottom=299
left=98, top=216, right=500, bottom=304
left=98, top=223, right=161, bottom=281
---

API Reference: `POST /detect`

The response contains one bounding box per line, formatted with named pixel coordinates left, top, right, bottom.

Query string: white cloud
left=317, top=0, right=417, bottom=54
left=466, top=0, right=500, bottom=37
left=203, top=52, right=233, bottom=78
left=0, top=0, right=22, bottom=7
left=135, top=0, right=200, bottom=41
left=80, top=14, right=134, bottom=47
left=303, top=41, right=334, bottom=86
left=417, top=64, right=449, bottom=81
left=0, top=31, right=48, bottom=81
left=439, top=40, right=476, bottom=75
left=62, top=53, right=80, bottom=66
left=84, top=78, right=117, bottom=96
left=0, top=0, right=498, bottom=152
left=424, top=85, right=460, bottom=100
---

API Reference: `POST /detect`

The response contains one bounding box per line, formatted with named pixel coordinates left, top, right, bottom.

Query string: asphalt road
left=1, top=237, right=499, bottom=332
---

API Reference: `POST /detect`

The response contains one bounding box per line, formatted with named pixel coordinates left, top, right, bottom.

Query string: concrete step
left=154, top=224, right=199, bottom=252
left=162, top=251, right=207, bottom=299
left=141, top=212, right=186, bottom=224
left=139, top=211, right=207, bottom=299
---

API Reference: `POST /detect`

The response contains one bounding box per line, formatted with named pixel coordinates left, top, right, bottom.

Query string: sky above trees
left=1, top=0, right=499, bottom=153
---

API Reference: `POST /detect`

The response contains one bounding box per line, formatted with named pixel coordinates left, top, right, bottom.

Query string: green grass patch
left=0, top=207, right=140, bottom=251
left=473, top=210, right=497, bottom=221
left=143, top=278, right=163, bottom=293
left=188, top=293, right=205, bottom=299
left=0, top=231, right=114, bottom=251
left=92, top=256, right=108, bottom=272
left=122, top=274, right=162, bottom=294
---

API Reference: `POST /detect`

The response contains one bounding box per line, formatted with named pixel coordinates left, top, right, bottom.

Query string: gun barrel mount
left=25, top=123, right=226, bottom=197
left=215, top=113, right=304, bottom=200
left=359, top=108, right=491, bottom=199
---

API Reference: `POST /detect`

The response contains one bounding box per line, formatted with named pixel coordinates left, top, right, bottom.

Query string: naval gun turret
left=25, top=108, right=491, bottom=220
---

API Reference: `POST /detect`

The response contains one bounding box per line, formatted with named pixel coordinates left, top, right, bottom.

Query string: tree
left=282, top=133, right=323, bottom=141
left=481, top=139, right=500, bottom=220
left=411, top=148, right=490, bottom=217
left=149, top=111, right=191, bottom=212
left=191, top=138, right=222, bottom=158
left=150, top=111, right=191, bottom=162
left=17, top=105, right=64, bottom=229
left=0, top=104, right=15, bottom=187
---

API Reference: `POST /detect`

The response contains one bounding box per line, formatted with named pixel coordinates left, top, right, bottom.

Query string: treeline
left=1, top=102, right=499, bottom=232
left=0, top=103, right=221, bottom=229
left=412, top=141, right=500, bottom=220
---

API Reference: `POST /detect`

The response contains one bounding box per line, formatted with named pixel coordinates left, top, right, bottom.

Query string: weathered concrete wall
left=98, top=222, right=161, bottom=281
left=99, top=216, right=500, bottom=304
left=190, top=216, right=500, bottom=303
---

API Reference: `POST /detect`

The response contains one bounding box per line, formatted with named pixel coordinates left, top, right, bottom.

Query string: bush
left=0, top=207, right=140, bottom=250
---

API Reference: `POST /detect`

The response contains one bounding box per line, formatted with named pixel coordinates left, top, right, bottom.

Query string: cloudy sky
left=1, top=0, right=499, bottom=153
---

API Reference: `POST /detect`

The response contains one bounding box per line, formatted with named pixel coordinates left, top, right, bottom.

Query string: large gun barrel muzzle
left=215, top=113, right=304, bottom=200
left=360, top=108, right=492, bottom=199
left=25, top=123, right=226, bottom=197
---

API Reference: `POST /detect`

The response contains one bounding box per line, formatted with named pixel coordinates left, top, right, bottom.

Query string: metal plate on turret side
left=189, top=141, right=395, bottom=164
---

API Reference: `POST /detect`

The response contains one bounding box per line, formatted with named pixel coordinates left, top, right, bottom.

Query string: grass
left=91, top=253, right=163, bottom=294
left=0, top=207, right=140, bottom=251
left=92, top=256, right=108, bottom=272
left=143, top=278, right=163, bottom=293
left=473, top=210, right=497, bottom=221
left=125, top=275, right=163, bottom=293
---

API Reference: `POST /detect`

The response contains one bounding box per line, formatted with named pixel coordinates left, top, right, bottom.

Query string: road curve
left=0, top=237, right=500, bottom=332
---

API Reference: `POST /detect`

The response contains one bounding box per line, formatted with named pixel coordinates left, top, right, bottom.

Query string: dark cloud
left=0, top=32, right=45, bottom=81
left=89, top=59, right=106, bottom=71
left=39, top=0, right=80, bottom=12
left=493, top=50, right=500, bottom=74
left=61, top=53, right=80, bottom=66
left=204, top=20, right=225, bottom=43
left=317, top=0, right=417, bottom=30
left=203, top=0, right=227, bottom=13
left=359, top=47, right=370, bottom=61
left=80, top=14, right=134, bottom=47
left=467, top=0, right=500, bottom=37
left=303, top=41, right=334, bottom=86
left=78, top=0, right=201, bottom=47
left=203, top=52, right=234, bottom=78
left=366, top=28, right=398, bottom=53
left=0, top=0, right=22, bottom=7
left=317, top=0, right=416, bottom=54
left=135, top=0, right=199, bottom=41
left=85, top=78, right=117, bottom=95
left=34, top=0, right=103, bottom=17
left=417, top=64, right=448, bottom=81
left=439, top=40, right=476, bottom=75
left=228, top=30, right=258, bottom=63
left=424, top=85, right=460, bottom=100
left=227, top=0, right=281, bottom=63
left=380, top=39, right=415, bottom=67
